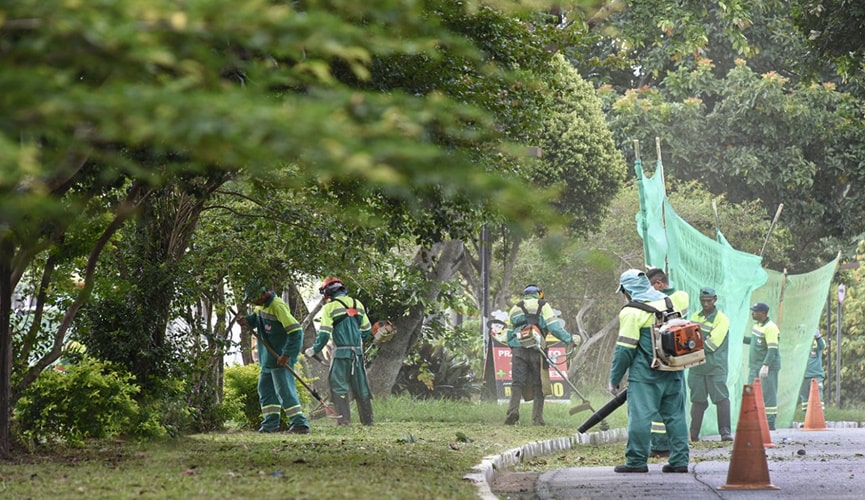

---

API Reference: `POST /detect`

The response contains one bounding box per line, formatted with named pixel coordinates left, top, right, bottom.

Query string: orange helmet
left=319, top=277, right=346, bottom=297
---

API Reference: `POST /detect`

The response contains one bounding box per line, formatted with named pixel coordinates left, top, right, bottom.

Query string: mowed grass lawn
left=4, top=395, right=860, bottom=499
left=0, top=396, right=625, bottom=499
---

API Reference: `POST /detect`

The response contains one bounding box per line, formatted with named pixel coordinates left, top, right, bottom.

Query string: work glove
left=607, top=381, right=621, bottom=395
left=304, top=347, right=315, bottom=358
left=533, top=332, right=542, bottom=348
left=759, top=364, right=769, bottom=378
left=277, top=354, right=289, bottom=367
left=566, top=339, right=579, bottom=362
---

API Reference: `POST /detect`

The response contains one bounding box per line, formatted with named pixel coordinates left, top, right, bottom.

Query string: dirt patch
left=490, top=471, right=540, bottom=498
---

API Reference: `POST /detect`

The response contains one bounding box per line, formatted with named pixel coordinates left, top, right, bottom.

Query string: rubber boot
left=716, top=398, right=733, bottom=441
left=532, top=395, right=545, bottom=426
left=504, top=387, right=522, bottom=425
left=689, top=402, right=708, bottom=442
left=357, top=397, right=374, bottom=426
left=332, top=394, right=351, bottom=425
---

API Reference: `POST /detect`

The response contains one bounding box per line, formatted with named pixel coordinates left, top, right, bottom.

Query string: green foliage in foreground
left=1, top=397, right=621, bottom=499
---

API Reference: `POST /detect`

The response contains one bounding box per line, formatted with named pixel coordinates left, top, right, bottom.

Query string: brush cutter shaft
left=536, top=346, right=592, bottom=405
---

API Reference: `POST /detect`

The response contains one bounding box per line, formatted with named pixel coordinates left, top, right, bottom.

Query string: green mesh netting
left=635, top=160, right=838, bottom=431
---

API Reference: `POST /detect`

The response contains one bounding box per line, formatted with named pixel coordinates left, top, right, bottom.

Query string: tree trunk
left=570, top=312, right=618, bottom=388
left=12, top=183, right=152, bottom=400
left=367, top=240, right=465, bottom=398
left=0, top=235, right=14, bottom=458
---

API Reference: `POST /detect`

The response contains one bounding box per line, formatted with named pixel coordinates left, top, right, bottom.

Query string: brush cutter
left=534, top=344, right=595, bottom=416
left=364, top=320, right=397, bottom=356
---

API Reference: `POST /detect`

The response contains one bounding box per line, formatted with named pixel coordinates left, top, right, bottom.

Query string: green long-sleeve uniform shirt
left=804, top=336, right=826, bottom=378
left=245, top=294, right=303, bottom=368
left=688, top=308, right=730, bottom=376
left=309, top=293, right=373, bottom=356
left=746, top=318, right=780, bottom=371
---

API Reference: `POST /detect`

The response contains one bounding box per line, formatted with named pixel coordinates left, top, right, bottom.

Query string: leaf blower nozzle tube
left=577, top=388, right=628, bottom=434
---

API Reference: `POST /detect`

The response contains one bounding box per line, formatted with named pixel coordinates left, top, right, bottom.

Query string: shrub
left=223, top=363, right=261, bottom=429
left=135, top=377, right=195, bottom=439
left=222, top=362, right=318, bottom=429
left=393, top=342, right=480, bottom=401
left=15, top=357, right=141, bottom=446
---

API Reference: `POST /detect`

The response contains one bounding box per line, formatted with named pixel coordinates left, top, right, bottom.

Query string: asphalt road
left=532, top=426, right=865, bottom=500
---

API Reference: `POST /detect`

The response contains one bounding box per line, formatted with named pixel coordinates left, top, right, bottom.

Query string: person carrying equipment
left=645, top=267, right=690, bottom=457
left=305, top=277, right=375, bottom=426
left=503, top=284, right=576, bottom=426
left=238, top=280, right=310, bottom=434
left=745, top=301, right=781, bottom=430
left=688, top=287, right=733, bottom=441
left=609, top=269, right=689, bottom=474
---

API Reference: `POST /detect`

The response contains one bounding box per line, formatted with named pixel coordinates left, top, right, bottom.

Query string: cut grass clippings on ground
left=0, top=396, right=619, bottom=499
left=4, top=396, right=860, bottom=499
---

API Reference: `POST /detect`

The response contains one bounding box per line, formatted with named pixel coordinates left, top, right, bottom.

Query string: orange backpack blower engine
left=626, top=298, right=705, bottom=371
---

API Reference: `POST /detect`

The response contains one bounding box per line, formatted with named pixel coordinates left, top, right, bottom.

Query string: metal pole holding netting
left=655, top=137, right=669, bottom=273
left=825, top=293, right=833, bottom=406
left=836, top=284, right=845, bottom=408
left=634, top=140, right=652, bottom=266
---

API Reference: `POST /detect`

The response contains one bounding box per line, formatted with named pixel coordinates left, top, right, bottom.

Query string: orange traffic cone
left=751, top=378, right=775, bottom=448
left=803, top=378, right=827, bottom=430
left=720, top=384, right=779, bottom=490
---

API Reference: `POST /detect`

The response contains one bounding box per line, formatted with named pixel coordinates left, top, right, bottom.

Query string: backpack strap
left=625, top=297, right=676, bottom=323
left=517, top=300, right=546, bottom=327
left=625, top=300, right=663, bottom=322
left=332, top=297, right=361, bottom=327
left=517, top=300, right=529, bottom=320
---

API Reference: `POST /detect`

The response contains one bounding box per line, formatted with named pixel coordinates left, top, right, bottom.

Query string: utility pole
left=480, top=225, right=496, bottom=401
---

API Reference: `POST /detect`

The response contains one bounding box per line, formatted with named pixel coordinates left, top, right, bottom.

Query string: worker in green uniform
left=53, top=340, right=87, bottom=372
left=610, top=269, right=689, bottom=473
left=238, top=280, right=310, bottom=434
left=744, top=301, right=781, bottom=430
left=305, top=277, right=375, bottom=425
left=645, top=268, right=690, bottom=457
left=799, top=329, right=826, bottom=413
left=687, top=287, right=733, bottom=441
left=504, top=285, right=575, bottom=426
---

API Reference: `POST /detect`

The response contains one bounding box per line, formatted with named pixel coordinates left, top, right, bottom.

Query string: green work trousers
left=329, top=351, right=372, bottom=401
left=799, top=377, right=824, bottom=412
left=259, top=366, right=309, bottom=431
left=749, top=366, right=779, bottom=429
left=688, top=373, right=730, bottom=404
left=625, top=379, right=689, bottom=468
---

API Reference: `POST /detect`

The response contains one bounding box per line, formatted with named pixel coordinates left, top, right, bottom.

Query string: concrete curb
left=465, top=421, right=865, bottom=499
left=463, top=428, right=629, bottom=499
